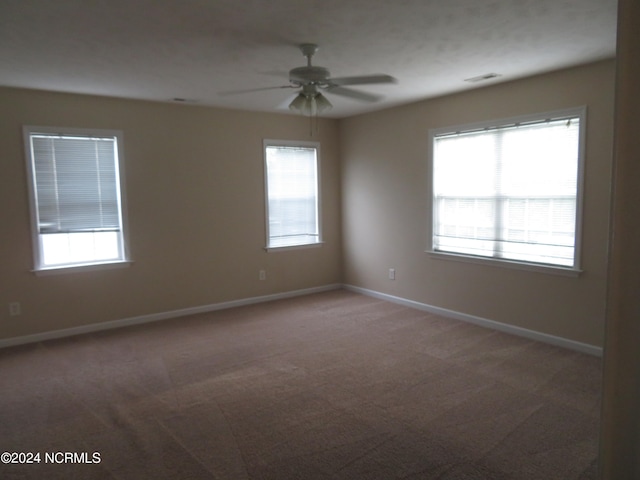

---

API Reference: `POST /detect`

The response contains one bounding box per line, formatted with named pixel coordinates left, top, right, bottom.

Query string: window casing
left=428, top=107, right=586, bottom=272
left=24, top=126, right=129, bottom=272
left=264, top=140, right=321, bottom=250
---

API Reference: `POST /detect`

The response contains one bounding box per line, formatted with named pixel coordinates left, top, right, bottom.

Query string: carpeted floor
left=0, top=289, right=602, bottom=479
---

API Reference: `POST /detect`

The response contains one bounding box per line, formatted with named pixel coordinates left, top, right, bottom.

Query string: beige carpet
left=0, top=289, right=601, bottom=479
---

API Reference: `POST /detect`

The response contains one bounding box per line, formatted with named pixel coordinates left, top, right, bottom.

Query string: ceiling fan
left=222, top=43, right=397, bottom=116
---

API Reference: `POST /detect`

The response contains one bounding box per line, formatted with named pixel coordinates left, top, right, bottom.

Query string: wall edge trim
left=344, top=284, right=603, bottom=357
left=0, top=284, right=342, bottom=349
left=1, top=283, right=602, bottom=356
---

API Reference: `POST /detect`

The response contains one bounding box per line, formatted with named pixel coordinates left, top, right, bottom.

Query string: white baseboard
left=0, top=283, right=603, bottom=357
left=344, top=284, right=603, bottom=357
left=0, top=284, right=342, bottom=349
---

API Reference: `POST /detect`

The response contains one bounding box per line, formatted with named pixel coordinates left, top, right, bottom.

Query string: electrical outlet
left=388, top=268, right=396, bottom=280
left=9, top=302, right=21, bottom=316
left=259, top=270, right=266, bottom=281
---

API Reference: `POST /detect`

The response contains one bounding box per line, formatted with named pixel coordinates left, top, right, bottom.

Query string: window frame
left=263, top=139, right=323, bottom=252
left=23, top=125, right=131, bottom=274
left=426, top=106, right=587, bottom=276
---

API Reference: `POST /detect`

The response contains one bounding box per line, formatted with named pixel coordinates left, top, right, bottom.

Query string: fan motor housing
left=289, top=66, right=331, bottom=84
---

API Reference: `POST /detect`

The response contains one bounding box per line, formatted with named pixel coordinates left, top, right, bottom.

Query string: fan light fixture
left=289, top=91, right=332, bottom=116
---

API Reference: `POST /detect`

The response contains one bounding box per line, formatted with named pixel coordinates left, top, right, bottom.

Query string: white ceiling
left=0, top=0, right=618, bottom=118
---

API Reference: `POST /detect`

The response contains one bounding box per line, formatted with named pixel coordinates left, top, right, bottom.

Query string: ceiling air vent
left=464, top=73, right=502, bottom=83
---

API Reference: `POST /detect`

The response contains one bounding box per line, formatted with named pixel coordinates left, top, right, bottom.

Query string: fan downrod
left=299, top=43, right=319, bottom=64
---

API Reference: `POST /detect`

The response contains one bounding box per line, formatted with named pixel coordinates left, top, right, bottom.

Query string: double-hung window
left=24, top=126, right=129, bottom=272
left=429, top=107, right=585, bottom=272
left=264, top=140, right=321, bottom=250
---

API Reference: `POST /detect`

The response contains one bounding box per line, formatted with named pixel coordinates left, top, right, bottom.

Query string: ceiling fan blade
left=326, top=86, right=382, bottom=103
left=218, top=85, right=294, bottom=96
left=328, top=74, right=397, bottom=86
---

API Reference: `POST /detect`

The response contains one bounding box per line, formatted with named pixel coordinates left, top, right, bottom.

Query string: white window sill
left=33, top=260, right=132, bottom=276
left=426, top=250, right=582, bottom=277
left=264, top=242, right=324, bottom=253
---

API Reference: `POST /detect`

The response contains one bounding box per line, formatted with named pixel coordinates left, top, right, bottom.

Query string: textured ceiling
left=0, top=0, right=618, bottom=118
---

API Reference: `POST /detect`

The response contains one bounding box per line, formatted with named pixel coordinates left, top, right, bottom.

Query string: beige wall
left=339, top=60, right=616, bottom=347
left=0, top=88, right=342, bottom=340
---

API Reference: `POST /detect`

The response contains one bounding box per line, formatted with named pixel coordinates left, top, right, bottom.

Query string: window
left=264, top=140, right=321, bottom=250
left=429, top=107, right=585, bottom=271
left=24, top=126, right=129, bottom=272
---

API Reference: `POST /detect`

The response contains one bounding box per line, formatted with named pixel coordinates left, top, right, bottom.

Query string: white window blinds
left=25, top=127, right=128, bottom=270
left=265, top=143, right=320, bottom=249
left=431, top=110, right=583, bottom=268
left=31, top=134, right=121, bottom=233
